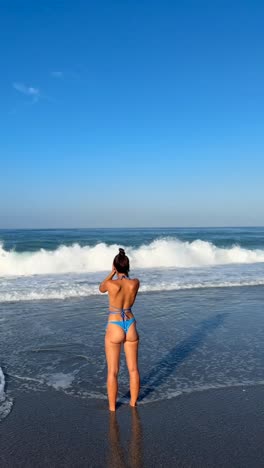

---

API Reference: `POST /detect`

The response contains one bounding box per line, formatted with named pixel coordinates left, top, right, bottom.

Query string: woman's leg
left=124, top=325, right=140, bottom=406
left=105, top=325, right=124, bottom=411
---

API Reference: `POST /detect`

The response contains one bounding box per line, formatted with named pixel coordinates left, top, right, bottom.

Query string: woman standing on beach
left=99, top=249, right=140, bottom=411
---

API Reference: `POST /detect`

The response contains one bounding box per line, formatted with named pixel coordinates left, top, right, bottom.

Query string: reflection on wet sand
left=108, top=408, right=143, bottom=468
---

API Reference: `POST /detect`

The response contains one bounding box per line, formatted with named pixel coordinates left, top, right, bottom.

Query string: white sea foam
left=0, top=278, right=263, bottom=303
left=1, top=238, right=264, bottom=277
left=44, top=372, right=75, bottom=390
left=137, top=380, right=264, bottom=405
left=0, top=367, right=5, bottom=397
left=1, top=238, right=264, bottom=302
left=0, top=367, right=13, bottom=421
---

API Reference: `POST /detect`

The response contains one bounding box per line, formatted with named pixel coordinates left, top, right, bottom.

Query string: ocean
left=1, top=227, right=264, bottom=421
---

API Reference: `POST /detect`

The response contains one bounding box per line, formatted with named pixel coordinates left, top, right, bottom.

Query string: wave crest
left=1, top=238, right=264, bottom=277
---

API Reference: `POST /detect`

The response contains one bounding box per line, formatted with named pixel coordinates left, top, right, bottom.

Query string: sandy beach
left=1, top=384, right=264, bottom=467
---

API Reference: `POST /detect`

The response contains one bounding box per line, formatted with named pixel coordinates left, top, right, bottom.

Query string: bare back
left=107, top=277, right=139, bottom=311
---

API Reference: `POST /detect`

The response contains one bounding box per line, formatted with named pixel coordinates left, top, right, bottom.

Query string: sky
left=0, top=0, right=264, bottom=228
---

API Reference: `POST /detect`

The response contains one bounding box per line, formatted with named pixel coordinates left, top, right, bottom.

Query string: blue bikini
left=107, top=276, right=136, bottom=333
left=108, top=306, right=136, bottom=333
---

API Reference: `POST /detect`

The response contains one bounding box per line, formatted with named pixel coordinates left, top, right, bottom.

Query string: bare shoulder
left=131, top=278, right=140, bottom=289
left=132, top=278, right=140, bottom=284
left=107, top=280, right=121, bottom=291
left=99, top=279, right=110, bottom=293
left=99, top=279, right=121, bottom=294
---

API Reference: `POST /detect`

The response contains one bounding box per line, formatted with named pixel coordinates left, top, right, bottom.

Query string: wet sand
left=1, top=385, right=264, bottom=467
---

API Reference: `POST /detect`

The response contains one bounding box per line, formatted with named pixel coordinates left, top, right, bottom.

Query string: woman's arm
left=99, top=268, right=116, bottom=293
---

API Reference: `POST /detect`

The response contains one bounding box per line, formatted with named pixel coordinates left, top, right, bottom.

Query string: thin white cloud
left=50, top=71, right=63, bottom=78
left=13, top=82, right=40, bottom=103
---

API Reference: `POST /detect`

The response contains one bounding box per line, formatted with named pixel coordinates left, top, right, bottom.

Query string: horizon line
left=0, top=225, right=263, bottom=231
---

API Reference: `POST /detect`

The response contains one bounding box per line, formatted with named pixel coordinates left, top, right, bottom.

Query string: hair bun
left=119, top=248, right=125, bottom=256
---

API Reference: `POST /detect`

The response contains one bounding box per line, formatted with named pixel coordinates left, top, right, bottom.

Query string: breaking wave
left=1, top=238, right=264, bottom=277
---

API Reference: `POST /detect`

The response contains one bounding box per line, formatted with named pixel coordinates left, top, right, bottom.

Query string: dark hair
left=113, top=248, right=130, bottom=274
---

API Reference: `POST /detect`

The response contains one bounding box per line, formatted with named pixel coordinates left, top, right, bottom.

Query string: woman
left=99, top=248, right=140, bottom=411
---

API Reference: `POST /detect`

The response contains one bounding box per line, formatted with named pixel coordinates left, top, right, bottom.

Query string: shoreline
left=1, top=385, right=264, bottom=467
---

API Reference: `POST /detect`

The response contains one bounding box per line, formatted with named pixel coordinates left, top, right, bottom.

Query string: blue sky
left=1, top=0, right=263, bottom=227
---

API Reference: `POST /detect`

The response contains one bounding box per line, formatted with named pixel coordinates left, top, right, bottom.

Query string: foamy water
left=1, top=229, right=264, bottom=420
left=2, top=287, right=264, bottom=411
left=1, top=236, right=264, bottom=302
left=1, top=238, right=264, bottom=277
left=0, top=367, right=13, bottom=421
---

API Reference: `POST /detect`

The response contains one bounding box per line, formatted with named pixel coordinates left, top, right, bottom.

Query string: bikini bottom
left=107, top=318, right=136, bottom=333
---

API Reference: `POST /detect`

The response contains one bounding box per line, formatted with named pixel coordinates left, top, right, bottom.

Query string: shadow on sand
left=122, top=312, right=228, bottom=403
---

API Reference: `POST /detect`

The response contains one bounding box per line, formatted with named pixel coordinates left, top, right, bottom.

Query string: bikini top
left=108, top=305, right=132, bottom=321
